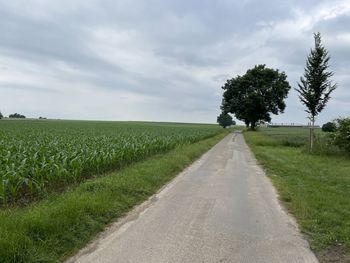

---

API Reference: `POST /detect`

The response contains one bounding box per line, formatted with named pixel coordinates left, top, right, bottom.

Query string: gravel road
left=69, top=132, right=318, bottom=263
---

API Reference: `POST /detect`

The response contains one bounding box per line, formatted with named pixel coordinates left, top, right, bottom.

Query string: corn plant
left=0, top=120, right=222, bottom=202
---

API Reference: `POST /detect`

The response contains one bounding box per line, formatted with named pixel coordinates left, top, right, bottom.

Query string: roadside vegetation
left=0, top=121, right=229, bottom=263
left=244, top=127, right=350, bottom=261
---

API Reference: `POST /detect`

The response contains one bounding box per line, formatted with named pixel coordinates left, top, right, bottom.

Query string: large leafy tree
left=0, top=111, right=3, bottom=119
left=296, top=32, right=336, bottom=150
left=221, top=65, right=291, bottom=130
left=217, top=112, right=235, bottom=128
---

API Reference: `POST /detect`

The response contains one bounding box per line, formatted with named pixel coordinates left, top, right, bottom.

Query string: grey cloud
left=0, top=0, right=349, bottom=123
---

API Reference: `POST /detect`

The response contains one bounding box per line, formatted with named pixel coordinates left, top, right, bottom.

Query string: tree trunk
left=251, top=122, right=256, bottom=131
left=310, top=117, right=315, bottom=151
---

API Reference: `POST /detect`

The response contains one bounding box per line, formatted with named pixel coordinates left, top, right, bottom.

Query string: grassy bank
left=244, top=130, right=350, bottom=261
left=0, top=131, right=229, bottom=263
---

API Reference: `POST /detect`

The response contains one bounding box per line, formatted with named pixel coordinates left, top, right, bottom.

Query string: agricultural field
left=0, top=119, right=223, bottom=203
left=0, top=121, right=228, bottom=263
left=244, top=127, right=350, bottom=261
left=259, top=126, right=323, bottom=147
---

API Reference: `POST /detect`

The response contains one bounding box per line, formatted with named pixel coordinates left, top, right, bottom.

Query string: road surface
left=69, top=132, right=318, bottom=263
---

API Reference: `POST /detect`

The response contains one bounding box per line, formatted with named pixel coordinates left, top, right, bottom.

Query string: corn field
left=0, top=120, right=222, bottom=202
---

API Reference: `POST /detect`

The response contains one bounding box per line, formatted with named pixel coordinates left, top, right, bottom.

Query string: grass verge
left=0, top=131, right=229, bottom=263
left=244, top=131, right=350, bottom=262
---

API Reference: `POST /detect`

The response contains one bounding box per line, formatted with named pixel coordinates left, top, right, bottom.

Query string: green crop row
left=0, top=120, right=222, bottom=203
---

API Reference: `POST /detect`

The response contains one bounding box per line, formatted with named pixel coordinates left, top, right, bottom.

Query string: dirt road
left=69, top=132, right=318, bottom=263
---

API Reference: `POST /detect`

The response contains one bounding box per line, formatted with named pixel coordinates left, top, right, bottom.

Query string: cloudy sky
left=0, top=0, right=349, bottom=124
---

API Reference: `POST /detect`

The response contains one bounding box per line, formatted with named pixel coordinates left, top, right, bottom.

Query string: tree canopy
left=217, top=112, right=235, bottom=128
left=221, top=64, right=291, bottom=130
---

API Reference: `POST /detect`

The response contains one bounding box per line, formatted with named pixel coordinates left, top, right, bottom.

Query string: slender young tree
left=296, top=32, right=337, bottom=150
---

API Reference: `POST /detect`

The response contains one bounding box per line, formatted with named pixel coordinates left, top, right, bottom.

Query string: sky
left=0, top=0, right=349, bottom=124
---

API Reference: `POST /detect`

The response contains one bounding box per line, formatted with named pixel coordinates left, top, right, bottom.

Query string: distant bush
left=322, top=121, right=336, bottom=132
left=333, top=117, right=350, bottom=153
left=9, top=113, right=26, bottom=119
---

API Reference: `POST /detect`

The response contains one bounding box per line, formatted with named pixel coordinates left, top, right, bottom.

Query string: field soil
left=68, top=132, right=317, bottom=263
left=316, top=245, right=350, bottom=263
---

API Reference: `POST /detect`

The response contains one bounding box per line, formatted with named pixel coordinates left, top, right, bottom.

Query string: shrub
left=322, top=121, right=336, bottom=132
left=333, top=117, right=350, bottom=153
left=309, top=135, right=344, bottom=156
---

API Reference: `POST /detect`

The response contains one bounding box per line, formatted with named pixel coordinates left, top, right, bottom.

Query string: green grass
left=0, top=130, right=229, bottom=263
left=244, top=130, right=350, bottom=254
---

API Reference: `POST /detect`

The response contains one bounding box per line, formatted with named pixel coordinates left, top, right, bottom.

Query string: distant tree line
left=0, top=111, right=26, bottom=119
left=9, top=113, right=26, bottom=119
left=0, top=111, right=49, bottom=120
